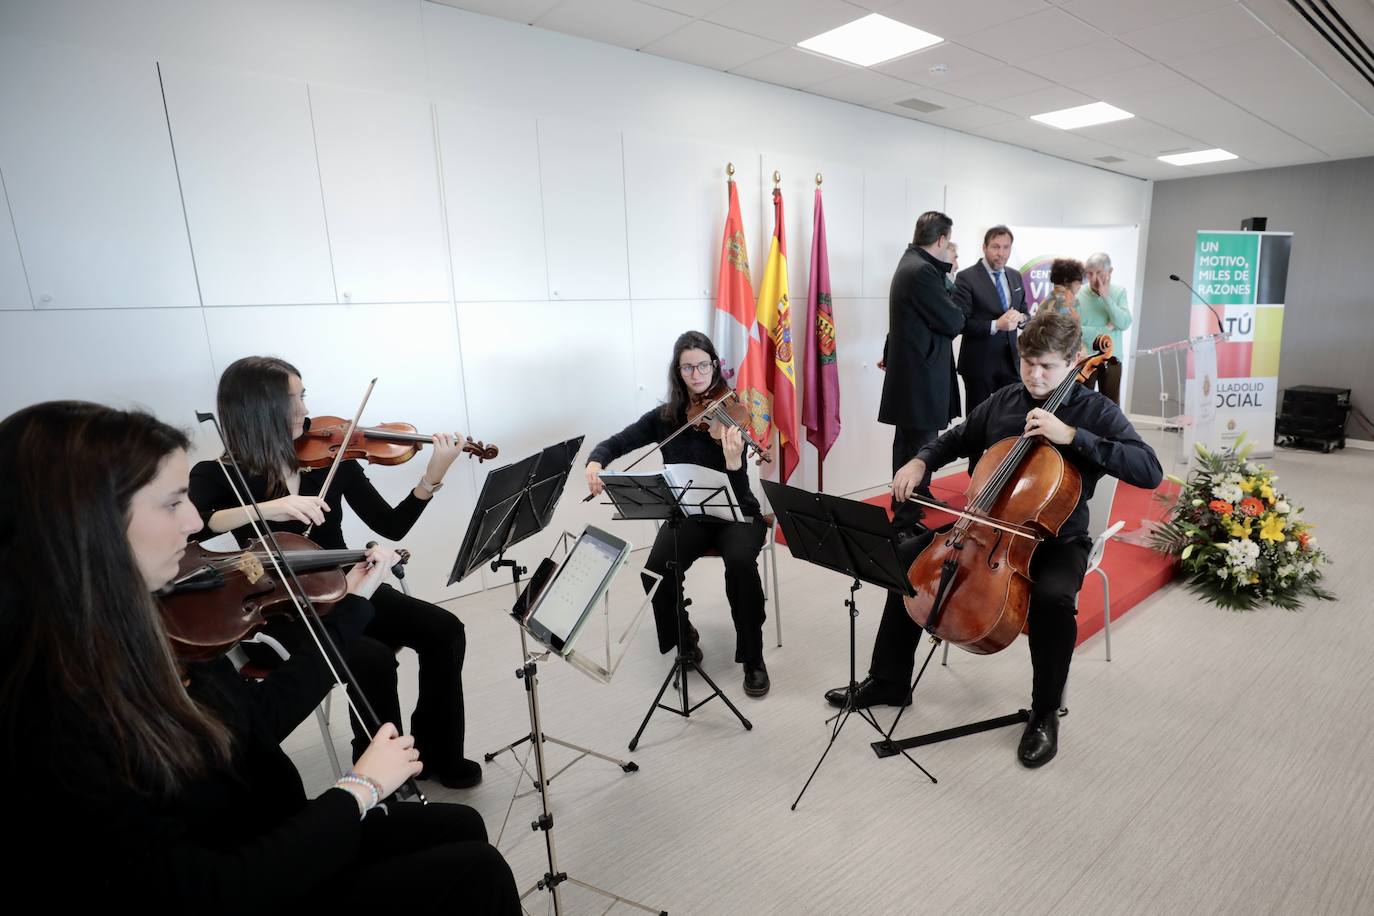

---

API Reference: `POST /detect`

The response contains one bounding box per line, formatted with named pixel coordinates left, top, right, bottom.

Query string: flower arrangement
left=1151, top=439, right=1334, bottom=610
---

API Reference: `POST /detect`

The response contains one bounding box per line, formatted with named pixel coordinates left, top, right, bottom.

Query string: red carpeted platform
left=776, top=474, right=1179, bottom=647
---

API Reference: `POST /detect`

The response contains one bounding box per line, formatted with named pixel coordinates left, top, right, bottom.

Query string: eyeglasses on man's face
left=679, top=360, right=717, bottom=377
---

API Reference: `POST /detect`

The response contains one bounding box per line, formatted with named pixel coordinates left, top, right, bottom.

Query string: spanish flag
left=739, top=187, right=800, bottom=482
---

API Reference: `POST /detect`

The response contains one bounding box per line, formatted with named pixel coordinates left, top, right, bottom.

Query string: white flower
left=1214, top=483, right=1244, bottom=503
left=1274, top=500, right=1291, bottom=515
left=1285, top=541, right=1298, bottom=554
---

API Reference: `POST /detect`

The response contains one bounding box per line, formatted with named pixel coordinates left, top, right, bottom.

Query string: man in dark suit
left=953, top=225, right=1027, bottom=412
left=878, top=210, right=965, bottom=531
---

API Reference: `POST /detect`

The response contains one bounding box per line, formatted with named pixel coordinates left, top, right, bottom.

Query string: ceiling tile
left=958, top=7, right=1106, bottom=59
left=430, top=0, right=564, bottom=24
left=1059, top=62, right=1191, bottom=100
left=873, top=41, right=1004, bottom=84
left=881, top=0, right=1051, bottom=40
left=728, top=46, right=862, bottom=87
left=1020, top=37, right=1151, bottom=83
left=1052, top=0, right=1235, bottom=36
left=935, top=65, right=1054, bottom=103
left=914, top=103, right=1021, bottom=129
left=992, top=84, right=1094, bottom=116
left=1074, top=116, right=1202, bottom=155
left=534, top=0, right=692, bottom=50
left=642, top=21, right=783, bottom=70
left=1302, top=125, right=1374, bottom=159
left=638, top=0, right=735, bottom=16
left=704, top=0, right=870, bottom=45
left=971, top=117, right=1126, bottom=159
left=808, top=68, right=926, bottom=105
left=1118, top=3, right=1270, bottom=61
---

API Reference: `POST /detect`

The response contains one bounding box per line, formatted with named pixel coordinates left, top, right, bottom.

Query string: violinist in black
left=0, top=401, right=519, bottom=913
left=189, top=356, right=480, bottom=789
left=825, top=312, right=1163, bottom=768
left=586, top=331, right=771, bottom=697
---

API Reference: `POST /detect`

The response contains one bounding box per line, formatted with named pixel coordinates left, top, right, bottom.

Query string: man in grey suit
left=953, top=225, right=1027, bottom=412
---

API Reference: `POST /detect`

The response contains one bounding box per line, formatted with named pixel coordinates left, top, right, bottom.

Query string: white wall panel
left=0, top=42, right=198, bottom=310
left=0, top=309, right=218, bottom=443
left=309, top=84, right=448, bottom=303
left=437, top=105, right=547, bottom=302
left=163, top=62, right=335, bottom=306
left=624, top=131, right=708, bottom=301
left=628, top=300, right=715, bottom=416
left=201, top=302, right=478, bottom=600
left=538, top=119, right=630, bottom=301
left=863, top=170, right=909, bottom=299
left=457, top=300, right=639, bottom=588
left=0, top=174, right=29, bottom=310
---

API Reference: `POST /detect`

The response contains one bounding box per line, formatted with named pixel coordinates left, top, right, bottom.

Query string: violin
left=157, top=532, right=409, bottom=662
left=295, top=416, right=498, bottom=468
left=1075, top=334, right=1113, bottom=385
left=687, top=381, right=772, bottom=464
left=902, top=339, right=1110, bottom=655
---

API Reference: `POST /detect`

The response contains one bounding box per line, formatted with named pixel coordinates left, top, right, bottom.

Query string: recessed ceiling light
left=1030, top=101, right=1134, bottom=130
left=1157, top=148, right=1239, bottom=166
left=797, top=14, right=943, bottom=67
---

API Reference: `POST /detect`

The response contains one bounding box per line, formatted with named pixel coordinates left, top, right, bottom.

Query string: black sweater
left=189, top=458, right=428, bottom=550
left=916, top=381, right=1163, bottom=539
left=9, top=596, right=374, bottom=911
left=588, top=407, right=761, bottom=519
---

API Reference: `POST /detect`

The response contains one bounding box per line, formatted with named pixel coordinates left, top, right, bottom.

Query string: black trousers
left=245, top=583, right=468, bottom=772
left=891, top=426, right=937, bottom=533
left=869, top=534, right=1093, bottom=714
left=961, top=366, right=1020, bottom=416
left=642, top=516, right=767, bottom=665
left=1085, top=356, right=1122, bottom=405
left=317, top=801, right=520, bottom=913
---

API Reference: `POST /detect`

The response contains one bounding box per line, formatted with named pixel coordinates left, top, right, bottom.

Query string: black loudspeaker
left=1276, top=385, right=1351, bottom=453
left=1241, top=216, right=1268, bottom=231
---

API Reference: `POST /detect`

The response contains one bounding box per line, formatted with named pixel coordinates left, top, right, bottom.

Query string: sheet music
left=663, top=463, right=745, bottom=521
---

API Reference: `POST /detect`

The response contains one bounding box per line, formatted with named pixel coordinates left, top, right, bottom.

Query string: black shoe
left=743, top=659, right=770, bottom=697
left=678, top=625, right=703, bottom=665
left=419, top=757, right=483, bottom=789
left=823, top=676, right=909, bottom=710
left=1017, top=711, right=1059, bottom=768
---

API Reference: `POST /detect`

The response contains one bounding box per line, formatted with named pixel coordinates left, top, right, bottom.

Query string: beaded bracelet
left=335, top=775, right=379, bottom=817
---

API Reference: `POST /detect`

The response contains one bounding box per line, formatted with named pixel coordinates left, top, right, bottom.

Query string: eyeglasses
left=679, top=360, right=716, bottom=377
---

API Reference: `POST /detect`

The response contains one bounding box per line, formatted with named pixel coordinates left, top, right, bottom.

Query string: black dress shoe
left=743, top=659, right=770, bottom=697
left=1017, top=711, right=1059, bottom=768
left=823, top=676, right=908, bottom=710
left=418, top=757, right=483, bottom=789
left=679, top=625, right=703, bottom=664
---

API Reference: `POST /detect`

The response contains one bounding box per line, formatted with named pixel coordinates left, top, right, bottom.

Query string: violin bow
left=306, top=377, right=376, bottom=536
left=900, top=494, right=1043, bottom=541
left=200, top=410, right=427, bottom=805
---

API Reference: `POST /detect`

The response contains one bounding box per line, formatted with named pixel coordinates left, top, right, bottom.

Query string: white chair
left=231, top=633, right=344, bottom=780
left=653, top=517, right=784, bottom=647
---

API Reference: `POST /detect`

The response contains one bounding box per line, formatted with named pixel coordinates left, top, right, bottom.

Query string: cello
left=902, top=341, right=1114, bottom=654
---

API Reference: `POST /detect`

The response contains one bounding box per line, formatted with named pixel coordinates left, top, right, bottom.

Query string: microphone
left=1169, top=273, right=1225, bottom=335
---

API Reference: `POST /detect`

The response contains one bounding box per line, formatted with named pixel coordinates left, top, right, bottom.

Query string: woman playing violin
left=189, top=356, right=480, bottom=789
left=0, top=401, right=519, bottom=912
left=585, top=331, right=771, bottom=697
left=824, top=312, right=1163, bottom=767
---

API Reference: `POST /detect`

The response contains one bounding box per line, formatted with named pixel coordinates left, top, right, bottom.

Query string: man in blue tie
left=953, top=225, right=1027, bottom=412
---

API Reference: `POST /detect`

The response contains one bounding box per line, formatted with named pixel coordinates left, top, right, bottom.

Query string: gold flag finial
left=727, top=161, right=735, bottom=178
left=816, top=172, right=823, bottom=187
left=772, top=169, right=780, bottom=187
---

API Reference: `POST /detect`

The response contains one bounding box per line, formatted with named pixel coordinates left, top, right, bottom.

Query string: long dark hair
left=662, top=331, right=724, bottom=423
left=0, top=401, right=231, bottom=797
left=217, top=356, right=301, bottom=494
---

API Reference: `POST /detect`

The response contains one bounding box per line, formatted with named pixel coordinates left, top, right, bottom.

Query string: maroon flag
left=801, top=186, right=839, bottom=487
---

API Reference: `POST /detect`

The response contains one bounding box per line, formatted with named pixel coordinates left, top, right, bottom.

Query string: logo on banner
left=1018, top=255, right=1056, bottom=311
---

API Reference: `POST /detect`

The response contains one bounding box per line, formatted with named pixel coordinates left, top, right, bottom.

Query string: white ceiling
left=433, top=0, right=1374, bottom=181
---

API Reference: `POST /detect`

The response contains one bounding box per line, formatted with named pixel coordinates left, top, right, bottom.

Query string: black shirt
left=916, top=381, right=1163, bottom=539
left=588, top=406, right=761, bottom=519
left=11, top=596, right=374, bottom=910
left=189, top=458, right=429, bottom=550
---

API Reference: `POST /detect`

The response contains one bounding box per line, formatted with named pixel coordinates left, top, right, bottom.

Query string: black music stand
left=761, top=481, right=936, bottom=810
left=597, top=472, right=753, bottom=751
left=447, top=437, right=640, bottom=783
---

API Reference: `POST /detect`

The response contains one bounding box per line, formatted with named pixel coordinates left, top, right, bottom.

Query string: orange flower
left=1208, top=499, right=1233, bottom=515
left=1239, top=497, right=1265, bottom=517
left=1297, top=531, right=1313, bottom=549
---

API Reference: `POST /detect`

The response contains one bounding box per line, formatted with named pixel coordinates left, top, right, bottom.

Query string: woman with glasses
left=584, top=331, right=770, bottom=697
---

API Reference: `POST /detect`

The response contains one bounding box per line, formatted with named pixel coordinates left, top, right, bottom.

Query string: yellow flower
left=1239, top=476, right=1256, bottom=493
left=1259, top=514, right=1286, bottom=542
left=1249, top=573, right=1261, bottom=584
left=1259, top=481, right=1274, bottom=501
left=1225, top=517, right=1254, bottom=539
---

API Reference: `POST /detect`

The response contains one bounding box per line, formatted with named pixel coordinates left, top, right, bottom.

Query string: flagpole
left=814, top=171, right=824, bottom=494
